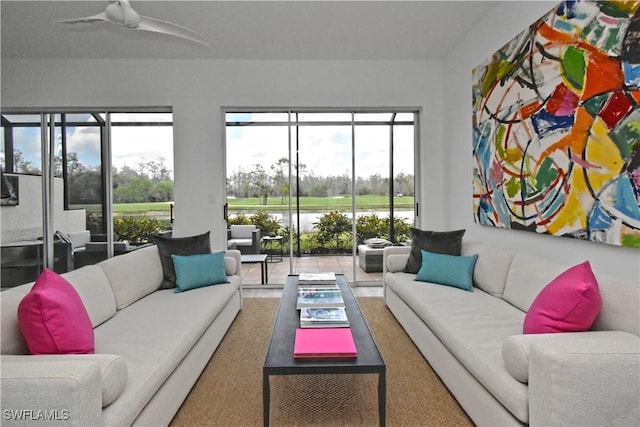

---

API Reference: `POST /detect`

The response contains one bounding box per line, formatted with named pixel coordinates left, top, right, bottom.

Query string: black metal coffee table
left=263, top=274, right=386, bottom=426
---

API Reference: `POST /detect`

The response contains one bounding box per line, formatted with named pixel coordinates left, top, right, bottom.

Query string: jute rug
left=170, top=297, right=472, bottom=426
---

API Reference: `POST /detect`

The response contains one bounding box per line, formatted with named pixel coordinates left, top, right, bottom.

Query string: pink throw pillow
left=17, top=269, right=94, bottom=354
left=523, top=261, right=602, bottom=334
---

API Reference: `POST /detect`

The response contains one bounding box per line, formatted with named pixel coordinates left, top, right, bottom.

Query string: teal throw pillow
left=415, top=250, right=478, bottom=292
left=172, top=251, right=228, bottom=293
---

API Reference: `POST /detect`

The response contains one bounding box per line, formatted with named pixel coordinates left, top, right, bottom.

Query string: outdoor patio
left=240, top=254, right=383, bottom=287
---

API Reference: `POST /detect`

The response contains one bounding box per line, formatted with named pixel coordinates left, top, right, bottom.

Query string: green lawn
left=77, top=195, right=413, bottom=214
left=228, top=195, right=414, bottom=211
left=112, top=202, right=174, bottom=213
left=77, top=202, right=173, bottom=214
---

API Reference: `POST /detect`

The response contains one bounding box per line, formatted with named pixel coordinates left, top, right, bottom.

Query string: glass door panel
left=108, top=112, right=174, bottom=266
left=296, top=123, right=354, bottom=279
left=225, top=117, right=290, bottom=285
left=392, top=123, right=416, bottom=243
left=354, top=124, right=390, bottom=283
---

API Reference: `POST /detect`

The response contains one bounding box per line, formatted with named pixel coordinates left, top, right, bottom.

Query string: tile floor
left=241, top=254, right=383, bottom=298
left=243, top=286, right=383, bottom=298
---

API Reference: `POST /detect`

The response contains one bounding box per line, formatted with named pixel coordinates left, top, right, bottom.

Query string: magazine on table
left=297, top=272, right=337, bottom=285
left=300, top=307, right=349, bottom=328
left=296, top=287, right=344, bottom=309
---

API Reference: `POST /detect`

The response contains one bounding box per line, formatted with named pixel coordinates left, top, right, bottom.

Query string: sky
left=6, top=114, right=174, bottom=178
left=7, top=112, right=414, bottom=181
left=226, top=116, right=415, bottom=179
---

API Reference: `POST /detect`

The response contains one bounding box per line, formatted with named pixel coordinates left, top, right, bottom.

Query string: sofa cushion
left=385, top=276, right=530, bottom=423
left=17, top=269, right=94, bottom=355
left=155, top=231, right=211, bottom=289
left=405, top=228, right=465, bottom=273
left=523, top=261, right=601, bottom=334
left=591, top=274, right=640, bottom=336
left=415, top=250, right=477, bottom=292
left=99, top=245, right=164, bottom=310
left=172, top=252, right=229, bottom=293
left=96, top=281, right=240, bottom=427
left=462, top=241, right=515, bottom=297
left=61, top=265, right=117, bottom=327
left=228, top=238, right=252, bottom=247
left=502, top=253, right=569, bottom=312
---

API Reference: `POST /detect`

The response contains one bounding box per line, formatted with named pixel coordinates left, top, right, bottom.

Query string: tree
left=13, top=149, right=40, bottom=174
left=110, top=158, right=174, bottom=203
left=271, top=157, right=290, bottom=204
left=356, top=213, right=386, bottom=243
left=313, top=210, right=352, bottom=250
left=250, top=164, right=271, bottom=204
left=137, top=157, right=172, bottom=182
left=394, top=173, right=414, bottom=196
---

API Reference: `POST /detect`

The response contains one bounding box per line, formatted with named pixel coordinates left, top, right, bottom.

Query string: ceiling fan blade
left=136, top=16, right=209, bottom=46
left=55, top=1, right=208, bottom=47
left=55, top=12, right=110, bottom=25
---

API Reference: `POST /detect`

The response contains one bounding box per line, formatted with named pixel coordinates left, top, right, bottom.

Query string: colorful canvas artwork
left=472, top=0, right=640, bottom=248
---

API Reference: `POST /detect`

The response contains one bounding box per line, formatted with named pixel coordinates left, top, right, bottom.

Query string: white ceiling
left=1, top=1, right=499, bottom=60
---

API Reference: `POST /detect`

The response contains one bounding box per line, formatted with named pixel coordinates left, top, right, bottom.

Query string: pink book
left=294, top=328, right=357, bottom=359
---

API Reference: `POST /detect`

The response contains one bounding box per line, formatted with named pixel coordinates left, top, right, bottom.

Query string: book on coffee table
left=298, top=272, right=337, bottom=285
left=293, top=327, right=357, bottom=358
left=300, top=307, right=349, bottom=328
left=296, top=287, right=344, bottom=309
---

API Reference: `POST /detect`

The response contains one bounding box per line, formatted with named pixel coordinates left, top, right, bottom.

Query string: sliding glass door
left=225, top=110, right=417, bottom=287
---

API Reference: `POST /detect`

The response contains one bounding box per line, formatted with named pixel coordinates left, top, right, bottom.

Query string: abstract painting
left=472, top=0, right=640, bottom=248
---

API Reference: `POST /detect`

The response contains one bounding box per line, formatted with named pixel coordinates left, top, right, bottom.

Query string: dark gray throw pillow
left=404, top=228, right=465, bottom=274
left=155, top=231, right=211, bottom=289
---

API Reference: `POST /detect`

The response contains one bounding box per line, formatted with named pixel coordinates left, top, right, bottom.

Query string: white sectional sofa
left=383, top=240, right=640, bottom=426
left=1, top=245, right=243, bottom=426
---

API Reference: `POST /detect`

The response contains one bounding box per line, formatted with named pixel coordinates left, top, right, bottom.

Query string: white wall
left=443, top=1, right=640, bottom=283
left=1, top=58, right=445, bottom=248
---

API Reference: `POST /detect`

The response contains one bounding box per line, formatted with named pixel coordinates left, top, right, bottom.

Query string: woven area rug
left=170, top=297, right=472, bottom=427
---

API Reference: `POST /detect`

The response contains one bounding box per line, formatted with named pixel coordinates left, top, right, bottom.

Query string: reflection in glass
left=0, top=110, right=174, bottom=286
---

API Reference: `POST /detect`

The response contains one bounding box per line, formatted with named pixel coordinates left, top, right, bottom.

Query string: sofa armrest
left=224, top=249, right=242, bottom=277
left=382, top=246, right=411, bottom=274
left=527, top=332, right=640, bottom=426
left=1, top=356, right=103, bottom=426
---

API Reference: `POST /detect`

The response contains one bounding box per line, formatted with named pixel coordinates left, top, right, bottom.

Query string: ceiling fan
left=55, top=0, right=209, bottom=46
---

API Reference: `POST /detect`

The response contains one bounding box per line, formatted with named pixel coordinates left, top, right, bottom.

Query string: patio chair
left=227, top=225, right=261, bottom=254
